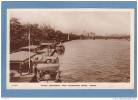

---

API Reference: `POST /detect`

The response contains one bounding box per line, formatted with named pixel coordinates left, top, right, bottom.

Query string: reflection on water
left=58, top=40, right=130, bottom=82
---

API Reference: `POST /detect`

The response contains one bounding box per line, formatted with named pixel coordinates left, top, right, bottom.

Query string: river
left=58, top=40, right=130, bottom=82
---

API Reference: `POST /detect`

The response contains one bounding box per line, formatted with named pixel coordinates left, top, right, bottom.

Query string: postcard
left=1, top=1, right=137, bottom=97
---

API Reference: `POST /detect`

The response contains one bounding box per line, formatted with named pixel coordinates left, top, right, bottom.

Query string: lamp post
left=27, top=25, right=31, bottom=74
left=29, top=28, right=30, bottom=73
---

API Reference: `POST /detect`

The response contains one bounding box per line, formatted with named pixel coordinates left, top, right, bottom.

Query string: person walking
left=30, top=74, right=38, bottom=82
left=29, top=59, right=33, bottom=74
left=44, top=71, right=51, bottom=83
left=34, top=63, right=38, bottom=76
left=55, top=70, right=62, bottom=82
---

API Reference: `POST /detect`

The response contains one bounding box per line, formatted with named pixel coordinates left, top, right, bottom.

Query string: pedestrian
left=19, top=62, right=23, bottom=76
left=28, top=59, right=33, bottom=74
left=30, top=74, right=38, bottom=82
left=55, top=70, right=62, bottom=82
left=31, top=59, right=33, bottom=73
left=44, top=71, right=51, bottom=82
left=34, top=63, right=38, bottom=76
left=19, top=66, right=22, bottom=76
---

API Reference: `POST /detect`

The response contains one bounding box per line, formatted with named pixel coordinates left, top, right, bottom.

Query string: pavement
left=10, top=71, right=34, bottom=82
left=10, top=71, right=57, bottom=83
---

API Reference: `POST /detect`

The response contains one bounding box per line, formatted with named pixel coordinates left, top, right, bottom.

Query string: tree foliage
left=10, top=18, right=80, bottom=52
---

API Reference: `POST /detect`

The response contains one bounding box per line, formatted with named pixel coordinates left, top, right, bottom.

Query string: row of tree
left=10, top=18, right=80, bottom=52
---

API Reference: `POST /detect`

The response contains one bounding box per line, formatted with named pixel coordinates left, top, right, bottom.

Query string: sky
left=9, top=9, right=132, bottom=35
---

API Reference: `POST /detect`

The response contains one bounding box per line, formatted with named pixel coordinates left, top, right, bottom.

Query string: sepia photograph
left=7, top=9, right=134, bottom=89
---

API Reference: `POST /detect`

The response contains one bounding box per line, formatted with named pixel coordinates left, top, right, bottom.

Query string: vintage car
left=37, top=56, right=60, bottom=81
left=10, top=51, right=37, bottom=72
left=56, top=43, right=65, bottom=55
left=37, top=56, right=59, bottom=72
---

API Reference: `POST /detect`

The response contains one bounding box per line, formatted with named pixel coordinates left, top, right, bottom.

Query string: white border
left=7, top=8, right=135, bottom=89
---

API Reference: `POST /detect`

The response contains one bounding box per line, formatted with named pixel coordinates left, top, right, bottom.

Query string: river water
left=58, top=40, right=130, bottom=82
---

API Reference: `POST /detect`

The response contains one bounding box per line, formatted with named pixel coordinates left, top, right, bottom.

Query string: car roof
left=46, top=56, right=58, bottom=60
left=10, top=51, right=36, bottom=62
left=20, top=45, right=40, bottom=50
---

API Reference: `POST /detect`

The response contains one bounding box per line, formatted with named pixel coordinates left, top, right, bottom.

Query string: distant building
left=87, top=32, right=96, bottom=39
left=89, top=32, right=96, bottom=38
